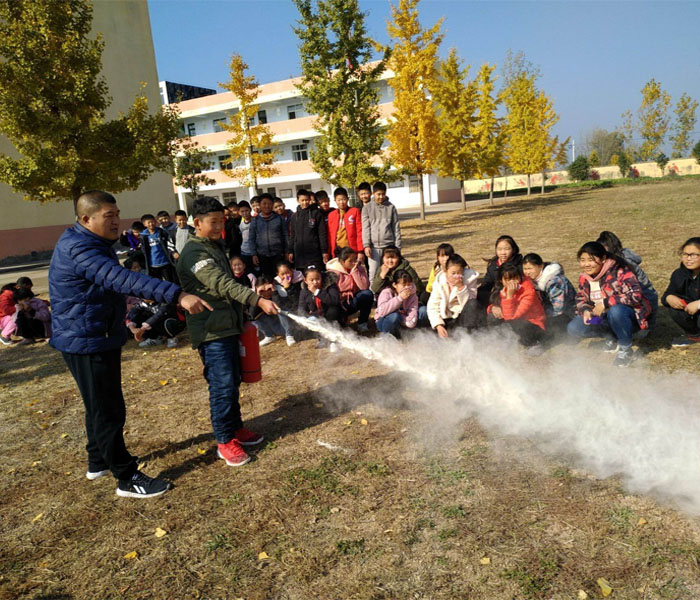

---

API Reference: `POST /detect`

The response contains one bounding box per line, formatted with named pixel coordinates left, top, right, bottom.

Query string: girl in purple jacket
left=374, top=270, right=426, bottom=337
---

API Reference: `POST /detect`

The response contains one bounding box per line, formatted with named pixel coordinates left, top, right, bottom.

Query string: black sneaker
left=613, top=346, right=636, bottom=367
left=116, top=470, right=172, bottom=498
left=603, top=338, right=619, bottom=353
left=86, top=466, right=110, bottom=480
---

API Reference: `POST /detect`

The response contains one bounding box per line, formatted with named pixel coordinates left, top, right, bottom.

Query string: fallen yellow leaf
left=31, top=460, right=41, bottom=466
left=60, top=433, right=69, bottom=439
left=479, top=557, right=490, bottom=565
left=32, top=512, right=43, bottom=523
left=154, top=527, right=167, bottom=538
left=314, top=403, right=323, bottom=408
left=171, top=378, right=178, bottom=383
left=360, top=419, right=368, bottom=426
left=197, top=448, right=206, bottom=455
left=343, top=420, right=353, bottom=426
left=123, top=551, right=138, bottom=560
left=159, top=380, right=168, bottom=386
left=330, top=507, right=340, bottom=514
left=350, top=370, right=359, bottom=375
left=597, top=577, right=613, bottom=597
left=637, top=517, right=647, bottom=526
left=258, top=551, right=269, bottom=560
left=64, top=471, right=71, bottom=475
left=577, top=591, right=588, bottom=600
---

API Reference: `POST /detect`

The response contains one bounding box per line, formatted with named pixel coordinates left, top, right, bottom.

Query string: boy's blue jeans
left=567, top=304, right=639, bottom=347
left=197, top=336, right=243, bottom=444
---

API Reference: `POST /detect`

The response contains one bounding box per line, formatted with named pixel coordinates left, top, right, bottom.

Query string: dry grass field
left=1, top=178, right=700, bottom=600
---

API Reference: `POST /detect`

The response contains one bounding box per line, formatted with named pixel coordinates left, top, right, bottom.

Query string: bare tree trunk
left=460, top=179, right=466, bottom=211
left=504, top=175, right=508, bottom=199
left=419, top=175, right=425, bottom=221
left=489, top=175, right=494, bottom=206
left=527, top=173, right=531, bottom=196
left=541, top=171, right=545, bottom=194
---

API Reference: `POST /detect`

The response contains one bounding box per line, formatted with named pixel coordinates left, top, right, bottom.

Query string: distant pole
left=571, top=139, right=576, bottom=162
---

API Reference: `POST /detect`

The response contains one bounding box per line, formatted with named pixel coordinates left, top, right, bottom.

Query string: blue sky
left=148, top=0, right=700, bottom=150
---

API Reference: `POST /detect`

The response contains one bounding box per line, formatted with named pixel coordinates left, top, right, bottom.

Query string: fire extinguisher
left=239, top=321, right=262, bottom=383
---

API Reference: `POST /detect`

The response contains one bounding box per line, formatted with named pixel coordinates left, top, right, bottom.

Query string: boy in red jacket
left=327, top=187, right=363, bottom=258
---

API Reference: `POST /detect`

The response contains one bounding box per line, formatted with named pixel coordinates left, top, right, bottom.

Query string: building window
left=222, top=191, right=237, bottom=202
left=266, top=187, right=276, bottom=196
left=213, top=118, right=227, bottom=132
left=279, top=188, right=293, bottom=198
left=258, top=109, right=267, bottom=124
left=186, top=123, right=196, bottom=137
left=292, top=144, right=308, bottom=161
left=287, top=103, right=304, bottom=119
left=408, top=175, right=420, bottom=192
left=389, top=178, right=404, bottom=188
left=296, top=184, right=312, bottom=193
left=218, top=155, right=232, bottom=170
left=262, top=148, right=272, bottom=154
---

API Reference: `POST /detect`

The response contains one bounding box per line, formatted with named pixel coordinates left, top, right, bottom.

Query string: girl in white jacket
left=427, top=255, right=480, bottom=338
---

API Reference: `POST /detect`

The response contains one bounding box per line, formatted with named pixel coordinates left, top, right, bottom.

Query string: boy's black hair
left=140, top=213, right=156, bottom=223
left=226, top=200, right=239, bottom=208
left=16, top=276, right=33, bottom=288
left=174, top=209, right=187, bottom=218
left=131, top=221, right=145, bottom=232
left=372, top=181, right=387, bottom=193
left=522, top=253, right=544, bottom=266
left=256, top=274, right=273, bottom=286
left=381, top=245, right=402, bottom=261
left=157, top=210, right=170, bottom=218
left=447, top=254, right=468, bottom=270
left=124, top=253, right=145, bottom=271
left=333, top=187, right=348, bottom=198
left=14, top=287, right=35, bottom=301
left=258, top=193, right=274, bottom=202
left=276, top=259, right=294, bottom=272
left=304, top=265, right=322, bottom=277
left=338, top=246, right=358, bottom=262
left=273, top=197, right=285, bottom=205
left=357, top=182, right=371, bottom=192
left=237, top=200, right=251, bottom=210
left=191, top=196, right=225, bottom=218
left=296, top=188, right=311, bottom=199
left=250, top=196, right=261, bottom=204
left=315, top=190, right=329, bottom=200
left=392, top=269, right=414, bottom=284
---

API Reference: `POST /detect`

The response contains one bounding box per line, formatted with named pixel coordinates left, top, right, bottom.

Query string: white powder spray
left=283, top=311, right=700, bottom=513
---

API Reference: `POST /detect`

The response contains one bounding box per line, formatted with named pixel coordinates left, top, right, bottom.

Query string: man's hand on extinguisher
left=257, top=297, right=280, bottom=315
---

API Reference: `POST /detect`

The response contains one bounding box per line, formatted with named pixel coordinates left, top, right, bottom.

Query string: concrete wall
left=0, top=0, right=176, bottom=260
left=462, top=157, right=700, bottom=195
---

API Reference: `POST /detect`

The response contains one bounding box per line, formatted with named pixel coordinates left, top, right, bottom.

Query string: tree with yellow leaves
left=472, top=63, right=504, bottom=205
left=219, top=54, right=278, bottom=195
left=638, top=78, right=671, bottom=161
left=670, top=92, right=698, bottom=158
left=385, top=0, right=443, bottom=220
left=431, top=48, right=477, bottom=210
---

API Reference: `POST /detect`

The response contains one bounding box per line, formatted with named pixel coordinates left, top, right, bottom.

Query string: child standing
left=273, top=198, right=293, bottom=235
left=489, top=263, right=546, bottom=351
left=567, top=241, right=651, bottom=367
left=177, top=196, right=279, bottom=467
left=427, top=255, right=480, bottom=338
left=298, top=266, right=341, bottom=352
left=327, top=187, right=363, bottom=258
left=362, top=181, right=402, bottom=281
left=522, top=253, right=576, bottom=334
left=252, top=193, right=288, bottom=278
left=222, top=204, right=242, bottom=259
left=316, top=190, right=333, bottom=226
left=375, top=270, right=423, bottom=337
left=289, top=189, right=329, bottom=271
left=140, top=213, right=177, bottom=281
left=170, top=209, right=195, bottom=259
left=370, top=246, right=424, bottom=298
left=662, top=237, right=700, bottom=346
left=237, top=201, right=257, bottom=274
left=325, top=246, right=374, bottom=332
left=356, top=181, right=372, bottom=209
left=119, top=222, right=144, bottom=255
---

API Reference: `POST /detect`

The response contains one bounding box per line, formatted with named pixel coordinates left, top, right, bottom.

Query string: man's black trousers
left=62, top=348, right=138, bottom=480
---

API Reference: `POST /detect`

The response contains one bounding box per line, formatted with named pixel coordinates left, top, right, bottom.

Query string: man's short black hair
left=192, top=196, right=225, bottom=218
left=258, top=193, right=274, bottom=202
left=75, top=190, right=116, bottom=218
left=237, top=200, right=251, bottom=210
left=157, top=210, right=170, bottom=218
left=357, top=182, right=371, bottom=192
left=174, top=209, right=187, bottom=217
left=333, top=187, right=348, bottom=198
left=226, top=201, right=238, bottom=208
left=372, top=181, right=387, bottom=193
left=250, top=196, right=261, bottom=204
left=296, top=189, right=310, bottom=199
left=315, top=190, right=329, bottom=200
left=140, top=213, right=156, bottom=223
left=131, top=221, right=145, bottom=232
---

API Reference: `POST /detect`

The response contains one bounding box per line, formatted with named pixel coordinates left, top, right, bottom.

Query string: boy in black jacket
left=288, top=189, right=329, bottom=271
left=662, top=236, right=700, bottom=346
left=297, top=266, right=341, bottom=352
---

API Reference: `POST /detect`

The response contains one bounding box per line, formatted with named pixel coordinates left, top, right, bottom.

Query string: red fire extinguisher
left=239, top=321, right=262, bottom=383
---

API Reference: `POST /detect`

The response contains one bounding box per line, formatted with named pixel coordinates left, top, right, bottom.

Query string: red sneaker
left=217, top=439, right=250, bottom=467
left=234, top=427, right=264, bottom=446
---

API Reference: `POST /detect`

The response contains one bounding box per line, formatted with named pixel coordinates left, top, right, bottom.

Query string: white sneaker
left=357, top=322, right=369, bottom=333
left=166, top=337, right=178, bottom=348
left=329, top=342, right=339, bottom=353
left=285, top=335, right=296, bottom=346
left=259, top=336, right=275, bottom=347
left=86, top=468, right=110, bottom=481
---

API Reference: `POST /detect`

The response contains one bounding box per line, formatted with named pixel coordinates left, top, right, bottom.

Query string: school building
left=170, top=70, right=462, bottom=212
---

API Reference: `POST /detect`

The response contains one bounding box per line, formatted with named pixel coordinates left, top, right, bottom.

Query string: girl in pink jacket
left=325, top=246, right=374, bottom=332
left=375, top=270, right=426, bottom=337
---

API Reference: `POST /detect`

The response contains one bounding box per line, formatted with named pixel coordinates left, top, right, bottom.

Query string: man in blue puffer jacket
left=50, top=191, right=211, bottom=499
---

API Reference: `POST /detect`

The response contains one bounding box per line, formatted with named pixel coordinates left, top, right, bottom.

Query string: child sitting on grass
left=126, top=298, right=184, bottom=349
left=422, top=243, right=454, bottom=304
left=662, top=236, right=700, bottom=347
left=177, top=196, right=279, bottom=468
left=298, top=266, right=341, bottom=352
left=488, top=263, right=546, bottom=352
left=477, top=235, right=522, bottom=311
left=567, top=241, right=651, bottom=368
left=521, top=253, right=576, bottom=335
left=273, top=260, right=304, bottom=346
left=370, top=245, right=424, bottom=298
left=427, top=254, right=479, bottom=338
left=230, top=255, right=257, bottom=290
left=375, top=269, right=423, bottom=337
left=325, top=246, right=373, bottom=332
left=251, top=276, right=293, bottom=347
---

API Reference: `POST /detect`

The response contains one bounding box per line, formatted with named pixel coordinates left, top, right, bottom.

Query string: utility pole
left=571, top=139, right=575, bottom=162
